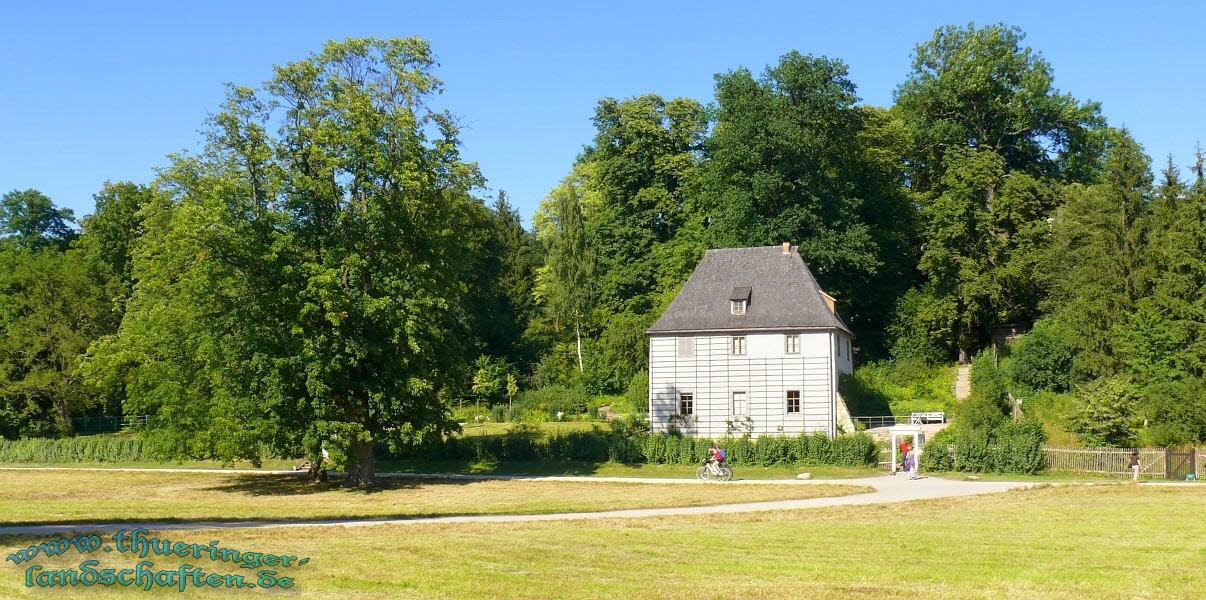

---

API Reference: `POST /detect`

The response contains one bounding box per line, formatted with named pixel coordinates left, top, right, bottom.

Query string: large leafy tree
left=585, top=95, right=706, bottom=317
left=539, top=177, right=596, bottom=373
left=76, top=182, right=153, bottom=301
left=88, top=38, right=485, bottom=486
left=0, top=189, right=77, bottom=250
left=894, top=23, right=1106, bottom=360
left=698, top=52, right=918, bottom=357
left=0, top=248, right=119, bottom=437
left=1045, top=131, right=1154, bottom=378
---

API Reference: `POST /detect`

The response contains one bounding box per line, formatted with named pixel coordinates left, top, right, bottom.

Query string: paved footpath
left=0, top=469, right=1038, bottom=537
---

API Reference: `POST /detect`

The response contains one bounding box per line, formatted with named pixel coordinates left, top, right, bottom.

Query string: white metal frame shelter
left=889, top=424, right=926, bottom=474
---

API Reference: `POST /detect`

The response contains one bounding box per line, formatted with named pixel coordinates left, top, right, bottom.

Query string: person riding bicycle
left=704, top=444, right=727, bottom=472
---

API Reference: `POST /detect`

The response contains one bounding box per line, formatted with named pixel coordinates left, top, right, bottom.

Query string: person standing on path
left=898, top=439, right=910, bottom=475
left=1129, top=451, right=1140, bottom=481
left=906, top=446, right=919, bottom=480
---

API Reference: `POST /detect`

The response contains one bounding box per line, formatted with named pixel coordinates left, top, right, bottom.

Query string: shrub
left=1070, top=376, right=1140, bottom=447
left=920, top=418, right=1046, bottom=474
left=1005, top=319, right=1076, bottom=393
left=513, top=385, right=591, bottom=420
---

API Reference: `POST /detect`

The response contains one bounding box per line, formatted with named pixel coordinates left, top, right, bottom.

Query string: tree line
left=1, top=25, right=1202, bottom=483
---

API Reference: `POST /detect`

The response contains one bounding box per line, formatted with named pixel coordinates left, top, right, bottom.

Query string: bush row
left=919, top=420, right=1046, bottom=474
left=1, top=430, right=879, bottom=469
left=0, top=436, right=154, bottom=463
left=410, top=430, right=879, bottom=467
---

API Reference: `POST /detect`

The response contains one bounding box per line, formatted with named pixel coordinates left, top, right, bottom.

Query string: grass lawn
left=1, top=485, right=1201, bottom=598
left=455, top=421, right=602, bottom=437
left=375, top=459, right=882, bottom=480
left=0, top=459, right=884, bottom=480
left=0, top=470, right=869, bottom=525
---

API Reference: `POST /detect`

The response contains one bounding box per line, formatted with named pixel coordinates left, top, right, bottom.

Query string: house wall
left=648, top=331, right=835, bottom=438
left=835, top=332, right=853, bottom=375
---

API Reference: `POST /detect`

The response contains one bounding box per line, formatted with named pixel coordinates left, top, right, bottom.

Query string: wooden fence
left=1042, top=446, right=1168, bottom=478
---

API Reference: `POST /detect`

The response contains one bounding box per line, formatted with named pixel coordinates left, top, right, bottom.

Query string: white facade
left=648, top=329, right=854, bottom=438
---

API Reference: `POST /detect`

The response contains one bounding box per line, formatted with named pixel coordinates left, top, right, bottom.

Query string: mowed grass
left=0, top=470, right=869, bottom=525
left=0, top=485, right=1201, bottom=598
left=0, top=460, right=883, bottom=480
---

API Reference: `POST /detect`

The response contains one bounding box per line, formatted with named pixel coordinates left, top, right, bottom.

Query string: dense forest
left=1, top=25, right=1202, bottom=483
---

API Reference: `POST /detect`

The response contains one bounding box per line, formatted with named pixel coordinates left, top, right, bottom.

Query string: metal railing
left=851, top=416, right=904, bottom=430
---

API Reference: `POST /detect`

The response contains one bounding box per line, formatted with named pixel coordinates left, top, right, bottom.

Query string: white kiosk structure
left=889, top=424, right=926, bottom=475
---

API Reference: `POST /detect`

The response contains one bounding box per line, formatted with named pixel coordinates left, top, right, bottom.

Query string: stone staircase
left=953, top=364, right=972, bottom=402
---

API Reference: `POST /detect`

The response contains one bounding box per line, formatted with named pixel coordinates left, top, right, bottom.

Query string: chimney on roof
left=781, top=242, right=791, bottom=255
left=819, top=291, right=837, bottom=315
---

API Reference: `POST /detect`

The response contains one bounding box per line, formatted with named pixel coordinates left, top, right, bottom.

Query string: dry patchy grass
left=0, top=470, right=868, bottom=525
left=1, top=484, right=1202, bottom=598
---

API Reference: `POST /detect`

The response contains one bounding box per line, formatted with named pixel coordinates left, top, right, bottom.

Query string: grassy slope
left=0, top=470, right=868, bottom=525
left=1, top=485, right=1201, bottom=598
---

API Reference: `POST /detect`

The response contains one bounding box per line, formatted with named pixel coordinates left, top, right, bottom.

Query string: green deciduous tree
left=0, top=248, right=119, bottom=437
left=699, top=53, right=919, bottom=357
left=539, top=176, right=596, bottom=373
left=0, top=190, right=77, bottom=250
left=895, top=23, right=1106, bottom=360
left=88, top=38, right=486, bottom=486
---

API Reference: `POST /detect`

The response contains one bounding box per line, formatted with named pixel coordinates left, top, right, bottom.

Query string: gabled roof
left=647, top=245, right=852, bottom=335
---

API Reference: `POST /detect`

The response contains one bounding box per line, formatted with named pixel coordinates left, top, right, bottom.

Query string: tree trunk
left=307, top=456, right=327, bottom=483
left=344, top=439, right=376, bottom=487
left=575, top=321, right=584, bottom=372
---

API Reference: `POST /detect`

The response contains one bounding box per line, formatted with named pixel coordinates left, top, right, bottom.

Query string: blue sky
left=3, top=1, right=1204, bottom=223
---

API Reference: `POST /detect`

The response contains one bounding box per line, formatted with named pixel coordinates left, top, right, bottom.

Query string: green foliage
left=895, top=23, right=1105, bottom=359
left=0, top=435, right=286, bottom=464
left=0, top=247, right=121, bottom=438
left=416, top=430, right=878, bottom=468
left=887, top=287, right=954, bottom=364
left=471, top=356, right=515, bottom=406
left=1069, top=376, right=1140, bottom=447
left=700, top=52, right=919, bottom=359
left=0, top=189, right=77, bottom=250
left=1004, top=319, right=1076, bottom=392
left=85, top=38, right=492, bottom=485
left=839, top=359, right=955, bottom=416
left=920, top=418, right=1046, bottom=474
left=623, top=369, right=649, bottom=415
left=1138, top=378, right=1206, bottom=447
left=512, top=385, right=591, bottom=420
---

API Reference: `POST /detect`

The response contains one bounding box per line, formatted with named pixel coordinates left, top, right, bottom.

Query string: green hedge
left=2, top=430, right=879, bottom=469
left=412, top=430, right=878, bottom=468
left=0, top=436, right=154, bottom=463
left=919, top=420, right=1046, bottom=474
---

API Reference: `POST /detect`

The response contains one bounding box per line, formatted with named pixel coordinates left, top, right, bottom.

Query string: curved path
left=0, top=471, right=1033, bottom=536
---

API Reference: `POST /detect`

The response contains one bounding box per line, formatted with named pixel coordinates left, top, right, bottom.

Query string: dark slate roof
left=647, top=245, right=852, bottom=335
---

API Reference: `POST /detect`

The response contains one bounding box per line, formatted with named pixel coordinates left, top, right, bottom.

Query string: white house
left=646, top=244, right=855, bottom=438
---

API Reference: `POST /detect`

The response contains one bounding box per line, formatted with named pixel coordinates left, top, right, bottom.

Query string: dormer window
left=729, top=286, right=751, bottom=316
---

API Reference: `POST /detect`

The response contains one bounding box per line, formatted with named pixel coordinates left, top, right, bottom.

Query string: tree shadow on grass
left=196, top=473, right=483, bottom=496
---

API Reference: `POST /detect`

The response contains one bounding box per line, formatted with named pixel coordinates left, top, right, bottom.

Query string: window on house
left=677, top=336, right=695, bottom=358
left=679, top=393, right=694, bottom=416
left=786, top=390, right=801, bottom=413
left=837, top=338, right=842, bottom=357
left=785, top=334, right=800, bottom=354
left=730, top=299, right=747, bottom=315
left=732, top=391, right=747, bottom=415
left=731, top=336, right=746, bottom=355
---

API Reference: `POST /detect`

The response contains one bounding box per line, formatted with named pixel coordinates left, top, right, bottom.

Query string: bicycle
left=696, top=460, right=733, bottom=481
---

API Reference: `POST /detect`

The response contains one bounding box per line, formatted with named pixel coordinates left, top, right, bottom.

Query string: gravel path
left=0, top=471, right=1034, bottom=536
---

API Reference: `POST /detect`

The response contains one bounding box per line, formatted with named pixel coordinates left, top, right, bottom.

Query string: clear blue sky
left=3, top=1, right=1204, bottom=224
